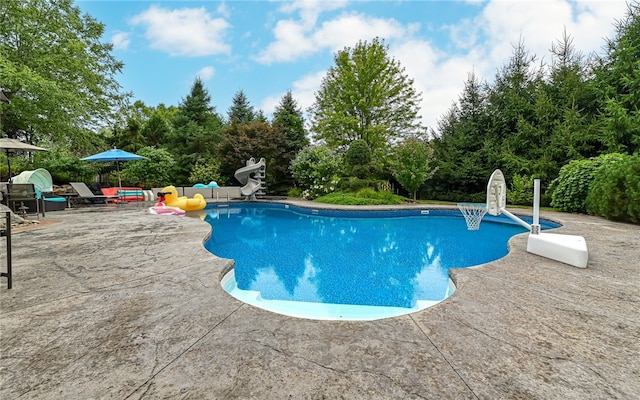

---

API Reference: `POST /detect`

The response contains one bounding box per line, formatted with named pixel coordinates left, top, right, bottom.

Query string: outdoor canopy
left=12, top=168, right=54, bottom=192
left=0, top=138, right=48, bottom=180
left=81, top=148, right=145, bottom=189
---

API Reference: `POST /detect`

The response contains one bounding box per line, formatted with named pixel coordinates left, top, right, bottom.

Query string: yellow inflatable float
left=160, top=185, right=206, bottom=211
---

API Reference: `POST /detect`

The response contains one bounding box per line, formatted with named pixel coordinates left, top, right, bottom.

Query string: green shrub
left=586, top=154, right=640, bottom=223
left=550, top=154, right=624, bottom=213
left=344, top=140, right=372, bottom=178
left=340, top=177, right=377, bottom=192
left=345, top=139, right=371, bottom=165
left=540, top=193, right=553, bottom=208
left=389, top=138, right=438, bottom=200
left=31, top=148, right=98, bottom=184
left=507, top=174, right=534, bottom=206
left=188, top=160, right=222, bottom=185
left=355, top=187, right=377, bottom=198
left=290, top=145, right=342, bottom=199
left=287, top=187, right=303, bottom=198
left=121, top=147, right=177, bottom=188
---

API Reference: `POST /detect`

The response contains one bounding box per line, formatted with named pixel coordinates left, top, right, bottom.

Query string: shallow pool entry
left=204, top=203, right=557, bottom=320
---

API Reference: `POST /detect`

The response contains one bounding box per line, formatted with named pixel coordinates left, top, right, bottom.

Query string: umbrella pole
left=116, top=161, right=122, bottom=188
left=5, top=149, right=10, bottom=181
left=117, top=161, right=122, bottom=203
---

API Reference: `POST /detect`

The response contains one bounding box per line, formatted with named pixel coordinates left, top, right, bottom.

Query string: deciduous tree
left=390, top=137, right=438, bottom=200
left=218, top=121, right=286, bottom=190
left=0, top=0, right=128, bottom=148
left=309, top=37, right=422, bottom=156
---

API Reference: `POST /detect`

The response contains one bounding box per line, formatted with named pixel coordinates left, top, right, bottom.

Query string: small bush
left=586, top=154, right=640, bottom=223
left=340, top=177, right=377, bottom=192
left=344, top=140, right=374, bottom=179
left=355, top=188, right=377, bottom=198
left=287, top=187, right=303, bottom=198
left=345, top=140, right=372, bottom=166
left=189, top=161, right=221, bottom=185
left=31, top=148, right=98, bottom=184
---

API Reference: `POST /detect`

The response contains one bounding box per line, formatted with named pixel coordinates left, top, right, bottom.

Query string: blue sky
left=76, top=0, right=627, bottom=131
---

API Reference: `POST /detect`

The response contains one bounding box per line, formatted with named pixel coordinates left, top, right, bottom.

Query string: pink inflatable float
left=145, top=205, right=186, bottom=216
left=145, top=188, right=188, bottom=216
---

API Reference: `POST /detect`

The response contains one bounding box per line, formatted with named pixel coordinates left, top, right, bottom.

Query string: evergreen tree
left=273, top=90, right=308, bottom=153
left=592, top=2, right=640, bottom=155
left=227, top=90, right=255, bottom=125
left=485, top=40, right=543, bottom=179
left=113, top=117, right=145, bottom=153
left=166, top=78, right=223, bottom=184
left=272, top=90, right=308, bottom=192
left=141, top=112, right=170, bottom=148
left=429, top=72, right=492, bottom=200
left=543, top=30, right=601, bottom=169
left=254, top=109, right=268, bottom=123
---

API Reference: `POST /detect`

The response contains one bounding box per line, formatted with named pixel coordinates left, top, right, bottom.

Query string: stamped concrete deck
left=0, top=202, right=638, bottom=399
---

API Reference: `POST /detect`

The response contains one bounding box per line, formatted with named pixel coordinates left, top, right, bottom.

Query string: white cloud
left=278, top=0, right=348, bottom=26
left=256, top=6, right=409, bottom=64
left=197, top=66, right=215, bottom=80
left=260, top=95, right=281, bottom=119
left=111, top=32, right=131, bottom=50
left=256, top=19, right=317, bottom=63
left=260, top=70, right=325, bottom=120
left=312, top=13, right=408, bottom=52
left=216, top=2, right=230, bottom=19
left=130, top=5, right=231, bottom=57
left=291, top=70, right=326, bottom=113
left=463, top=0, right=627, bottom=68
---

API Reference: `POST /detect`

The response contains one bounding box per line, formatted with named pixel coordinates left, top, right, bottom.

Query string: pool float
left=193, top=181, right=219, bottom=188
left=145, top=192, right=187, bottom=215
left=160, top=185, right=206, bottom=211
left=145, top=205, right=186, bottom=216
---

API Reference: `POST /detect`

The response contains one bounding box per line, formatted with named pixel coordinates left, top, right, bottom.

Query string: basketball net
left=457, top=203, right=488, bottom=230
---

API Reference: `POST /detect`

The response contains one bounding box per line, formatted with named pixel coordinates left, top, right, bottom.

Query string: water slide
left=234, top=158, right=266, bottom=199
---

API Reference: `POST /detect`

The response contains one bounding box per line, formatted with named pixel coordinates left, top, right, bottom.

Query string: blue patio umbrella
left=82, top=148, right=145, bottom=189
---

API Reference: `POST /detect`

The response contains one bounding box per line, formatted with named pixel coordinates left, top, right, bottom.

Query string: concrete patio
left=0, top=202, right=638, bottom=399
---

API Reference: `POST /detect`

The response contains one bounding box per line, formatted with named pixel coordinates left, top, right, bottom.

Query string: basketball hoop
left=458, top=203, right=487, bottom=230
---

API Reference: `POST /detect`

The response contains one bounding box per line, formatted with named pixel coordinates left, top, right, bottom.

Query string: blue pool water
left=204, top=203, right=559, bottom=320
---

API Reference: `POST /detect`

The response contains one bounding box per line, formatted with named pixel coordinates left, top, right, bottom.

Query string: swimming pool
left=204, top=203, right=559, bottom=320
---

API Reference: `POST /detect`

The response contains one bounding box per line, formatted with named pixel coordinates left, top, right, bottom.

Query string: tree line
left=427, top=10, right=639, bottom=204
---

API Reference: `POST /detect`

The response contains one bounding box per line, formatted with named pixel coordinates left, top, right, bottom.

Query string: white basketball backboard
left=486, top=169, right=506, bottom=216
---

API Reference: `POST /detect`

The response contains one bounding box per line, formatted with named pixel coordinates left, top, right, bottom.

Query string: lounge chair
left=69, top=182, right=118, bottom=204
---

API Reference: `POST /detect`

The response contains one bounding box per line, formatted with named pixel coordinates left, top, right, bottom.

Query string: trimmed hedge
left=551, top=154, right=624, bottom=213
left=586, top=154, right=640, bottom=223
